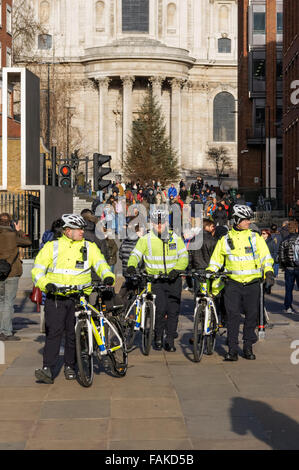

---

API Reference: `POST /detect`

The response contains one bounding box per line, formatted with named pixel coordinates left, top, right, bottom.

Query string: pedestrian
left=32, top=214, right=115, bottom=384
left=179, top=184, right=188, bottom=203
left=127, top=209, right=189, bottom=352
left=278, top=220, right=299, bottom=314
left=167, top=183, right=177, bottom=199
left=280, top=221, right=289, bottom=241
left=207, top=205, right=274, bottom=361
left=0, top=213, right=32, bottom=341
left=270, top=224, right=282, bottom=277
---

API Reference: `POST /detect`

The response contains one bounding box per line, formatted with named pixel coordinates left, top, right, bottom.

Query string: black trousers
left=224, top=280, right=260, bottom=353
left=43, top=296, right=76, bottom=369
left=152, top=277, right=182, bottom=345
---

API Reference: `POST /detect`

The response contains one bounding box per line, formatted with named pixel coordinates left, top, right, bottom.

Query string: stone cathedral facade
left=30, top=0, right=238, bottom=186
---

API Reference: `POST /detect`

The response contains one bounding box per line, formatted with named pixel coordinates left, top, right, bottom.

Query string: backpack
left=0, top=259, right=12, bottom=281
left=292, top=235, right=299, bottom=267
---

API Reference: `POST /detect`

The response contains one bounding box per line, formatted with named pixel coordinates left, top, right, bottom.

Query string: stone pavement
left=0, top=273, right=299, bottom=450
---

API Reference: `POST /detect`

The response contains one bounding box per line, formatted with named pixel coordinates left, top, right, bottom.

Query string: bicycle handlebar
left=182, top=270, right=232, bottom=280
left=48, top=284, right=113, bottom=296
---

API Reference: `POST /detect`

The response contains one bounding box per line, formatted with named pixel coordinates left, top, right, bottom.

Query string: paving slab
left=40, top=399, right=110, bottom=419
left=111, top=397, right=183, bottom=419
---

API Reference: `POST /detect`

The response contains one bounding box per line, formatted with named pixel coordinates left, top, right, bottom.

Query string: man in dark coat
left=0, top=213, right=32, bottom=341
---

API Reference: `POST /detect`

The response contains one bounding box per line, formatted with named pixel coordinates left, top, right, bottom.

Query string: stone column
left=170, top=78, right=183, bottom=168
left=149, top=76, right=164, bottom=107
left=121, top=75, right=135, bottom=163
left=98, top=77, right=111, bottom=154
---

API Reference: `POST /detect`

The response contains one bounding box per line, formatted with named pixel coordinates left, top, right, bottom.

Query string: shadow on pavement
left=230, top=397, right=299, bottom=450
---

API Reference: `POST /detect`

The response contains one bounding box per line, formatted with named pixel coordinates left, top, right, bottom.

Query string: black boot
left=224, top=351, right=238, bottom=362
left=243, top=346, right=256, bottom=360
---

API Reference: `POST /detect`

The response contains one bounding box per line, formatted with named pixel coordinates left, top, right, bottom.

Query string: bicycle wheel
left=193, top=303, right=205, bottom=363
left=141, top=301, right=154, bottom=356
left=105, top=317, right=128, bottom=377
left=205, top=309, right=217, bottom=356
left=75, top=319, right=94, bottom=387
left=122, top=303, right=138, bottom=352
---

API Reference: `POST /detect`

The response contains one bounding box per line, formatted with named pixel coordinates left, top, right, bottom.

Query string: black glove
left=168, top=269, right=179, bottom=281
left=103, top=276, right=114, bottom=286
left=186, top=275, right=193, bottom=289
left=127, top=266, right=137, bottom=276
left=264, top=272, right=274, bottom=289
left=46, top=283, right=57, bottom=294
left=205, top=270, right=214, bottom=279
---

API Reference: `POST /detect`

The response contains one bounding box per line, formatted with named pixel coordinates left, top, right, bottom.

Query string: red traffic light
left=60, top=164, right=71, bottom=177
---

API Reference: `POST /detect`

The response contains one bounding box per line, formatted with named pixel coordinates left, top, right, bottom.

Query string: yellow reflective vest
left=128, top=230, right=189, bottom=275
left=32, top=234, right=114, bottom=295
left=207, top=228, right=274, bottom=284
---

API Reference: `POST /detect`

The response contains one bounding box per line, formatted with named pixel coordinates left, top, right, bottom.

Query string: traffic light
left=93, top=153, right=111, bottom=191
left=58, top=163, right=72, bottom=188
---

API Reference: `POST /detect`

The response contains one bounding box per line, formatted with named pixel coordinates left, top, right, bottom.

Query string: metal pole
left=46, top=64, right=50, bottom=149
left=267, top=106, right=271, bottom=200
left=85, top=157, right=89, bottom=191
left=51, top=146, right=57, bottom=187
left=260, top=122, right=264, bottom=194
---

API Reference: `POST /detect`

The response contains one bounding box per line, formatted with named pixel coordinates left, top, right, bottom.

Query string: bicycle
left=191, top=270, right=231, bottom=362
left=54, top=285, right=128, bottom=387
left=122, top=272, right=169, bottom=355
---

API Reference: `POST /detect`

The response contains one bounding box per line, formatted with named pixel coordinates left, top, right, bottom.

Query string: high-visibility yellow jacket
left=207, top=228, right=274, bottom=283
left=128, top=230, right=189, bottom=275
left=32, top=234, right=114, bottom=295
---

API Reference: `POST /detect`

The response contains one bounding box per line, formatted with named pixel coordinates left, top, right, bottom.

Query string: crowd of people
left=1, top=176, right=299, bottom=383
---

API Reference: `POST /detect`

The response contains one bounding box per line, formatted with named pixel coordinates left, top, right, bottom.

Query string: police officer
left=207, top=205, right=274, bottom=361
left=32, top=214, right=115, bottom=384
left=127, top=209, right=188, bottom=352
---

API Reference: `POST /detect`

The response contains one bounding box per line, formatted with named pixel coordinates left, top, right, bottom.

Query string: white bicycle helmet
left=232, top=205, right=254, bottom=224
left=62, top=214, right=87, bottom=229
left=151, top=208, right=168, bottom=224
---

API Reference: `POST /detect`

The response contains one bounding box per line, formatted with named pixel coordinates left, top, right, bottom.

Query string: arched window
left=219, top=5, right=229, bottom=32
left=122, top=0, right=149, bottom=33
left=96, top=1, right=105, bottom=31
left=218, top=38, right=231, bottom=53
left=167, top=3, right=176, bottom=31
left=213, top=92, right=235, bottom=142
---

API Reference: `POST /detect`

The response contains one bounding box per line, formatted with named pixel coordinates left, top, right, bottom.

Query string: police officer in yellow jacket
left=207, top=205, right=274, bottom=361
left=32, top=214, right=115, bottom=384
left=127, top=209, right=188, bottom=352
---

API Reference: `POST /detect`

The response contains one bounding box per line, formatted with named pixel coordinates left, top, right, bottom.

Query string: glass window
left=6, top=5, right=12, bottom=34
left=255, top=107, right=265, bottom=125
left=253, top=12, right=265, bottom=34
left=38, top=34, right=52, bottom=50
left=253, top=59, right=266, bottom=80
left=277, top=12, right=283, bottom=33
left=122, top=0, right=149, bottom=33
left=218, top=38, right=231, bottom=53
left=213, top=92, right=235, bottom=142
left=6, top=47, right=11, bottom=66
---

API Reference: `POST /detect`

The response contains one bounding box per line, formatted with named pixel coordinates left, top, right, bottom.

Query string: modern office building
left=238, top=0, right=283, bottom=206
left=282, top=0, right=299, bottom=207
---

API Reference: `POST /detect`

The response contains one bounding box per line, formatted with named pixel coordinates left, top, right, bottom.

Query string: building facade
left=0, top=0, right=20, bottom=138
left=283, top=0, right=299, bottom=208
left=238, top=0, right=283, bottom=206
left=24, top=0, right=238, bottom=187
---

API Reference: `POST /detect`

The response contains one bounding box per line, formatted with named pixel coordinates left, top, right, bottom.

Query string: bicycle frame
left=195, top=279, right=219, bottom=336
left=125, top=282, right=156, bottom=332
left=75, top=294, right=124, bottom=356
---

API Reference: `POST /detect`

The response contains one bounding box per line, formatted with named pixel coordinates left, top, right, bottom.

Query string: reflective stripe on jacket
left=128, top=230, right=188, bottom=275
left=207, top=228, right=274, bottom=283
left=32, top=234, right=114, bottom=294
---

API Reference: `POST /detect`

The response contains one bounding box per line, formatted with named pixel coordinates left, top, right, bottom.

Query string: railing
left=0, top=191, right=40, bottom=259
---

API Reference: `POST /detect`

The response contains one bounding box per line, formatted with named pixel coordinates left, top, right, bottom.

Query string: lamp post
left=65, top=106, right=75, bottom=163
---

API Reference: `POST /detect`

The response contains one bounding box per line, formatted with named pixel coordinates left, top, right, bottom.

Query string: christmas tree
left=123, top=88, right=179, bottom=185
